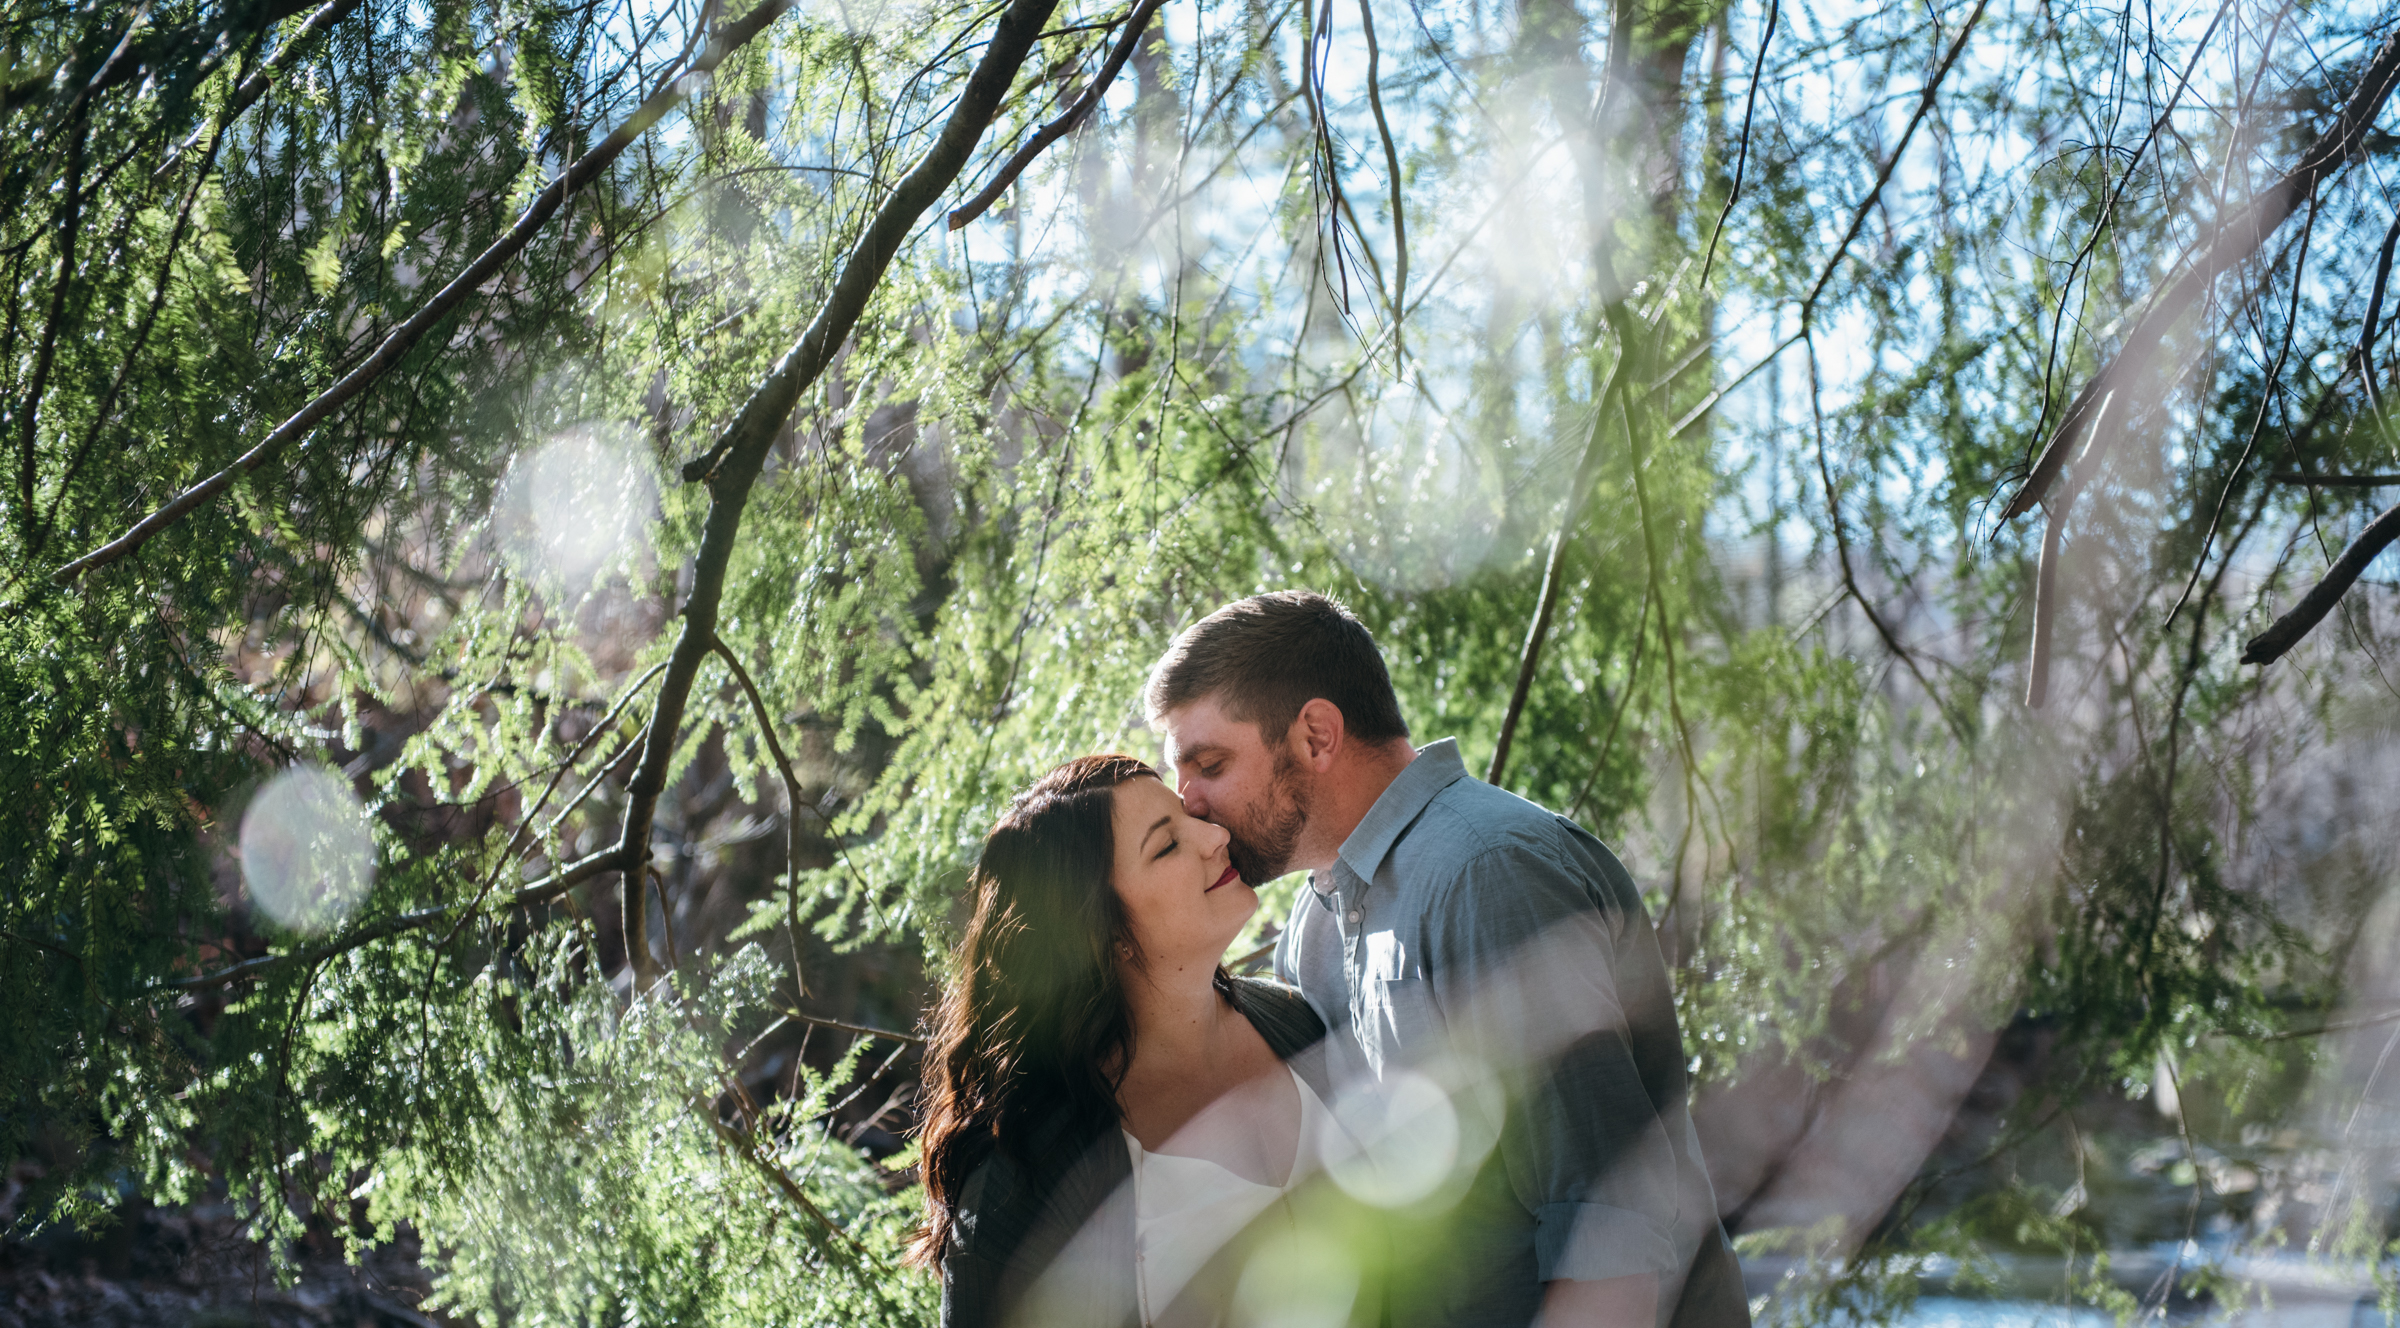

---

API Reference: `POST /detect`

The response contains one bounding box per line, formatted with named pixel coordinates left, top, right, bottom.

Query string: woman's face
left=1109, top=774, right=1252, bottom=975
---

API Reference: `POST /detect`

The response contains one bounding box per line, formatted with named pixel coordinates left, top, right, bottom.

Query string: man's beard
left=1225, top=751, right=1310, bottom=884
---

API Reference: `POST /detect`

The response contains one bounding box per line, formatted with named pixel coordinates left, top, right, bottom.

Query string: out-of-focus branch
left=2024, top=394, right=2112, bottom=707
left=944, top=0, right=1167, bottom=230
left=52, top=0, right=798, bottom=584
left=2240, top=500, right=2400, bottom=665
left=1999, top=27, right=2400, bottom=522
left=1489, top=349, right=1628, bottom=787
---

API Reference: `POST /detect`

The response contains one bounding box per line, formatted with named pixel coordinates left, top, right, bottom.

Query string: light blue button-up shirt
left=1275, top=739, right=1735, bottom=1328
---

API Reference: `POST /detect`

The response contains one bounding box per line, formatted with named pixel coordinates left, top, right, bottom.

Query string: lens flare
left=1322, top=1069, right=1460, bottom=1207
left=496, top=426, right=659, bottom=590
left=1232, top=1227, right=1360, bottom=1328
left=238, top=766, right=375, bottom=935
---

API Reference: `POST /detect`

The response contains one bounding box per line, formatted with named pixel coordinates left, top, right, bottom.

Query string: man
left=1145, top=591, right=1748, bottom=1328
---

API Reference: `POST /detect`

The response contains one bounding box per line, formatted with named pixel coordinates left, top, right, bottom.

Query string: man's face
left=1159, top=694, right=1314, bottom=884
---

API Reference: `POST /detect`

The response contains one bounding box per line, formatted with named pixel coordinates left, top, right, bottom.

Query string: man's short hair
left=1143, top=591, right=1410, bottom=746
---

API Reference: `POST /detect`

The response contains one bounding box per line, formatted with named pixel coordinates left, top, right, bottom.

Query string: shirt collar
left=1335, top=737, right=1469, bottom=884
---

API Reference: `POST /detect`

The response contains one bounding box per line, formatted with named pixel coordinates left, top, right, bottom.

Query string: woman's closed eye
left=1153, top=838, right=1178, bottom=861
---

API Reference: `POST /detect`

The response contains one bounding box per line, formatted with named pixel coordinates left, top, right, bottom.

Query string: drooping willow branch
left=617, top=0, right=1065, bottom=989
left=944, top=0, right=1167, bottom=231
left=1357, top=0, right=1407, bottom=369
left=1997, top=26, right=2400, bottom=523
left=52, top=0, right=799, bottom=584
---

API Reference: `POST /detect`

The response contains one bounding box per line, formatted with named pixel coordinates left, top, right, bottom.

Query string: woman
left=910, top=754, right=1334, bottom=1328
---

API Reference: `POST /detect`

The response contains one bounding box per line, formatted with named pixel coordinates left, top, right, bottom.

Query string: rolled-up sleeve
left=1425, top=845, right=1684, bottom=1285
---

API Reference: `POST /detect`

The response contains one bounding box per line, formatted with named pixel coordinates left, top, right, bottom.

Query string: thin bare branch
left=1998, top=27, right=2400, bottom=522
left=946, top=0, right=1167, bottom=230
left=1697, top=0, right=1777, bottom=294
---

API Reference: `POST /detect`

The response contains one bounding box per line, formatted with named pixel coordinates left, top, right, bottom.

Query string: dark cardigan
left=936, top=976, right=1329, bottom=1328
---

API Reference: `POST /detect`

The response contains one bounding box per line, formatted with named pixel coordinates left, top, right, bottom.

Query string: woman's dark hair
left=909, top=753, right=1233, bottom=1267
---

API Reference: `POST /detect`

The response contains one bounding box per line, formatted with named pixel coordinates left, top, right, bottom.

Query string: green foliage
left=8, top=0, right=2400, bottom=1319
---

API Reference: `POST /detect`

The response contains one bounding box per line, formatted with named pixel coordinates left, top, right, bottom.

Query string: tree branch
left=2025, top=393, right=2114, bottom=707
left=1797, top=0, right=1986, bottom=324
left=164, top=845, right=631, bottom=993
left=1697, top=0, right=1777, bottom=294
left=944, top=0, right=1167, bottom=230
left=1998, top=27, right=2400, bottom=522
left=52, top=0, right=799, bottom=584
left=2240, top=499, right=2400, bottom=666
left=153, top=0, right=368, bottom=180
left=15, top=110, right=86, bottom=547
left=711, top=633, right=813, bottom=1000
left=621, top=0, right=1066, bottom=993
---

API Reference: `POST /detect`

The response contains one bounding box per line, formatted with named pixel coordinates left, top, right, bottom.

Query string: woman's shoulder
left=1225, top=975, right=1325, bottom=1057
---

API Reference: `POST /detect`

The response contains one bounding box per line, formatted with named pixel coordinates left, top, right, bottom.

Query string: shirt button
left=1345, top=909, right=1361, bottom=924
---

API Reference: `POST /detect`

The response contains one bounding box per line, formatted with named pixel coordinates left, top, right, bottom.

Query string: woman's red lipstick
left=1206, top=864, right=1240, bottom=892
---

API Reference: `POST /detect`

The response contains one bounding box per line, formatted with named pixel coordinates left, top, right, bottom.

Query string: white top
left=1124, top=1067, right=1329, bottom=1326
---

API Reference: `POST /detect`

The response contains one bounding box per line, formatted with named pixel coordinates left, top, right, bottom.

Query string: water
left=1896, top=1300, right=2117, bottom=1327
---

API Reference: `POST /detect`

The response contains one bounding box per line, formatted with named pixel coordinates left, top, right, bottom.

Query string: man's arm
left=1538, top=1273, right=1661, bottom=1328
left=1424, top=843, right=1687, bottom=1304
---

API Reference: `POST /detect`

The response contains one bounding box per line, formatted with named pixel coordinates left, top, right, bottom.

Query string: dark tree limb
left=2240, top=500, right=2400, bottom=665
left=2353, top=206, right=2400, bottom=407
left=154, top=0, right=368, bottom=180
left=1999, top=27, right=2400, bottom=522
left=621, top=0, right=1065, bottom=993
left=163, top=0, right=1058, bottom=1004
left=31, top=118, right=229, bottom=561
left=944, top=0, right=1167, bottom=230
left=1697, top=0, right=1777, bottom=294
left=52, top=0, right=799, bottom=584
